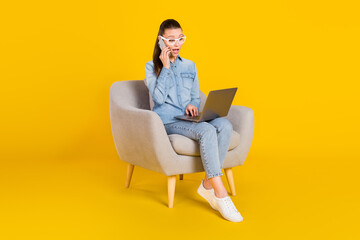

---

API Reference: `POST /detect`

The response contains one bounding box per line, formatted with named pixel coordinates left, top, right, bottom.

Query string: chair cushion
left=143, top=78, right=155, bottom=110
left=168, top=130, right=241, bottom=156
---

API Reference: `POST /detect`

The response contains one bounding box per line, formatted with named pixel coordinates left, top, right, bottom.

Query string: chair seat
left=168, top=130, right=241, bottom=156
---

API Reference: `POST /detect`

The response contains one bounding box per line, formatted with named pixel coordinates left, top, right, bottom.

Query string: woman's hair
left=153, top=19, right=182, bottom=77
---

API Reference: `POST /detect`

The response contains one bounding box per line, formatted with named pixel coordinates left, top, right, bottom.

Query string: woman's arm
left=145, top=62, right=175, bottom=105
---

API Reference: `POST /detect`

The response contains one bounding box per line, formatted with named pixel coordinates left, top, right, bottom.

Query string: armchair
left=110, top=80, right=254, bottom=208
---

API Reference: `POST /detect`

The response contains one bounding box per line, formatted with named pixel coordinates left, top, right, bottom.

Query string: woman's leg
left=165, top=120, right=242, bottom=221
left=203, top=175, right=228, bottom=198
left=164, top=120, right=223, bottom=179
left=202, top=118, right=233, bottom=197
left=207, top=117, right=233, bottom=169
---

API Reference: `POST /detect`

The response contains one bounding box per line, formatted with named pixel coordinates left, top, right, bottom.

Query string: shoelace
left=223, top=197, right=240, bottom=214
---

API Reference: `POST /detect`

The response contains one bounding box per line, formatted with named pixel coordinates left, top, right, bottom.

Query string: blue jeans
left=164, top=117, right=233, bottom=179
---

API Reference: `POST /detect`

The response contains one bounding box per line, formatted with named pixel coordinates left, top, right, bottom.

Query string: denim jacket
left=145, top=55, right=201, bottom=125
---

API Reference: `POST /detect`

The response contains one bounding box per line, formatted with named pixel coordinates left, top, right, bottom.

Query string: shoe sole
left=215, top=197, right=244, bottom=222
left=218, top=210, right=244, bottom=222
left=197, top=186, right=217, bottom=210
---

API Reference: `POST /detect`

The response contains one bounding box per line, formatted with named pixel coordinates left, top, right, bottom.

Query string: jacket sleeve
left=188, top=63, right=201, bottom=110
left=145, top=62, right=175, bottom=105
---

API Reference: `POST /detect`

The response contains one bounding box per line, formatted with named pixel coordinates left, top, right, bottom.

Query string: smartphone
left=158, top=38, right=166, bottom=50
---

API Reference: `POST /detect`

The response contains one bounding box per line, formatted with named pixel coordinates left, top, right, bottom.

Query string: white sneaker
left=197, top=180, right=217, bottom=210
left=213, top=195, right=243, bottom=222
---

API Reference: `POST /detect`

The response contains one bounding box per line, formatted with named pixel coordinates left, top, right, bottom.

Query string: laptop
left=174, top=87, right=238, bottom=123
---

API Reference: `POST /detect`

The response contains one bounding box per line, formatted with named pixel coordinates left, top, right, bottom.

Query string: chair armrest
left=110, top=99, right=179, bottom=175
left=225, top=105, right=255, bottom=157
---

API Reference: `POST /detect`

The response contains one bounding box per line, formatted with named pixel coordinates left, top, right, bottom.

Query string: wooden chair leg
left=125, top=163, right=134, bottom=188
left=224, top=168, right=236, bottom=196
left=168, top=175, right=176, bottom=208
left=179, top=174, right=184, bottom=180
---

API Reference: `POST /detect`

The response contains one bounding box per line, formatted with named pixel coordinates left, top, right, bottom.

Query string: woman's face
left=158, top=28, right=184, bottom=57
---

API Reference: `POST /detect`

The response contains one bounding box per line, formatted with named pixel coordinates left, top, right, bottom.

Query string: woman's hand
left=185, top=104, right=198, bottom=116
left=159, top=46, right=171, bottom=69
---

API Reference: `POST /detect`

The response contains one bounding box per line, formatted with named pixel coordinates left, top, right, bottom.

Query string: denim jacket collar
left=170, top=55, right=183, bottom=65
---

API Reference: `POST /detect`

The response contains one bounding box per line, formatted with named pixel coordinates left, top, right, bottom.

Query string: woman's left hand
left=185, top=104, right=198, bottom=116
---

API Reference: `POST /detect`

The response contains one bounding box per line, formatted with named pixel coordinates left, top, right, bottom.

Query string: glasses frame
left=159, top=35, right=186, bottom=45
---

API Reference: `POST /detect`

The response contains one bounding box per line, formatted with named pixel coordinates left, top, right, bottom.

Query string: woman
left=145, top=19, right=243, bottom=222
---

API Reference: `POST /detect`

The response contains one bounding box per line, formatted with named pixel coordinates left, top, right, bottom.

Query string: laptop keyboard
left=186, top=115, right=200, bottom=120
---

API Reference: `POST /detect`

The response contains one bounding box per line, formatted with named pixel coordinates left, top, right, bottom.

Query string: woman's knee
left=217, top=118, right=233, bottom=133
left=196, top=122, right=217, bottom=139
left=224, top=118, right=233, bottom=132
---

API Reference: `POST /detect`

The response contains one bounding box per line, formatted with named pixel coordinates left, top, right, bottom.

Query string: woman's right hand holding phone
left=159, top=46, right=171, bottom=69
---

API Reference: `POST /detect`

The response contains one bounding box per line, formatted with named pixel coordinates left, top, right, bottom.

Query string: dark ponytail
left=153, top=19, right=182, bottom=77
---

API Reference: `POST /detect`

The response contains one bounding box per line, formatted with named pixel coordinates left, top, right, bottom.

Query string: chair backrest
left=110, top=80, right=207, bottom=111
left=110, top=80, right=150, bottom=110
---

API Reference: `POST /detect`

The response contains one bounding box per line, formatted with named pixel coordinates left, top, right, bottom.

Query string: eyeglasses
left=159, top=35, right=186, bottom=45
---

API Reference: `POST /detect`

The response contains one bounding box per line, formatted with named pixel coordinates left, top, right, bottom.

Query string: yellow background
left=1, top=0, right=359, bottom=239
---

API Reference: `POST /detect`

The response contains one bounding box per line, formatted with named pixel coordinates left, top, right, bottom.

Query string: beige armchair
left=110, top=80, right=254, bottom=208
